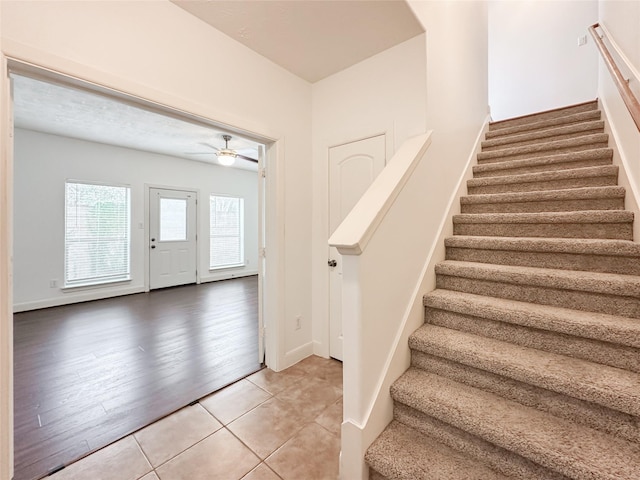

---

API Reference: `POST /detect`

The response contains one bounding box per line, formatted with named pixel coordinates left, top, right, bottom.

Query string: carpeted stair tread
left=453, top=210, right=632, bottom=225
left=409, top=324, right=640, bottom=416
left=460, top=186, right=624, bottom=212
left=488, top=100, right=598, bottom=131
left=467, top=165, right=617, bottom=191
left=452, top=210, right=633, bottom=239
left=391, top=368, right=640, bottom=480
left=435, top=260, right=640, bottom=298
left=365, top=421, right=509, bottom=480
left=477, top=133, right=609, bottom=164
left=472, top=148, right=613, bottom=178
left=481, top=120, right=605, bottom=151
left=407, top=354, right=640, bottom=452
left=444, top=235, right=640, bottom=274
left=392, top=402, right=570, bottom=480
left=423, top=289, right=640, bottom=349
left=444, top=235, right=640, bottom=257
left=453, top=210, right=633, bottom=225
left=485, top=109, right=602, bottom=139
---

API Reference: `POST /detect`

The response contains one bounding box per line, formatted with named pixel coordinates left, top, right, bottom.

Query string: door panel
left=149, top=188, right=197, bottom=289
left=328, top=135, right=386, bottom=360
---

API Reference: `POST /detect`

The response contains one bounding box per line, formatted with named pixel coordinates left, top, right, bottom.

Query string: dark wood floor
left=13, top=276, right=261, bottom=480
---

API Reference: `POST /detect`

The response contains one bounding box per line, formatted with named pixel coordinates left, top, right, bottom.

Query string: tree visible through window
left=210, top=195, right=244, bottom=269
left=65, top=182, right=131, bottom=286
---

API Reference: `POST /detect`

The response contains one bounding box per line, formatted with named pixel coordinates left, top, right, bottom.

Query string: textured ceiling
left=12, top=75, right=261, bottom=171
left=171, top=0, right=425, bottom=83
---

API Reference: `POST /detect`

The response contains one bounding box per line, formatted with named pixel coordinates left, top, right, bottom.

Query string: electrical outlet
left=49, top=279, right=58, bottom=288
left=295, top=316, right=302, bottom=330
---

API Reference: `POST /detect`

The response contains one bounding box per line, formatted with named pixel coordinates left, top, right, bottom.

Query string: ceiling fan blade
left=198, top=142, right=220, bottom=152
left=237, top=153, right=259, bottom=163
left=185, top=151, right=214, bottom=155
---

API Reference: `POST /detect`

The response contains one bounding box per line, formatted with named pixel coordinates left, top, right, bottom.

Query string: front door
left=149, top=188, right=197, bottom=289
left=328, top=134, right=386, bottom=360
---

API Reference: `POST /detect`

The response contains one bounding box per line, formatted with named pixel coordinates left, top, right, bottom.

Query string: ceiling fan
left=187, top=134, right=258, bottom=166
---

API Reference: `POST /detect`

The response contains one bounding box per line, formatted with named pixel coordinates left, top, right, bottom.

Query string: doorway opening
left=7, top=64, right=274, bottom=480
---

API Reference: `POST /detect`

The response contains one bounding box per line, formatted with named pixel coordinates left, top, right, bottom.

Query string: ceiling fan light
left=217, top=151, right=236, bottom=166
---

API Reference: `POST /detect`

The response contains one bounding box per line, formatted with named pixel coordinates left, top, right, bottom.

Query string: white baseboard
left=283, top=341, right=314, bottom=370
left=13, top=285, right=146, bottom=313
left=199, top=270, right=258, bottom=284
left=312, top=340, right=329, bottom=359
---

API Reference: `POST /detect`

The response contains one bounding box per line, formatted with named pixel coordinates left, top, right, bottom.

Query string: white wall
left=489, top=0, right=599, bottom=120
left=409, top=0, right=489, bottom=206
left=0, top=0, right=313, bottom=369
left=310, top=34, right=427, bottom=357
left=12, top=128, right=258, bottom=311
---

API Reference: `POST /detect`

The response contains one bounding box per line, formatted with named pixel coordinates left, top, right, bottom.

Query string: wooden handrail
left=589, top=23, right=640, bottom=131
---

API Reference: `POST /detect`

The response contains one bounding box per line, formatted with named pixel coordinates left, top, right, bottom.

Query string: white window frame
left=209, top=194, right=245, bottom=270
left=64, top=180, right=131, bottom=288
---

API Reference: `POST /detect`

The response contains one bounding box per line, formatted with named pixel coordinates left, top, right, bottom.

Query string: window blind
left=65, top=182, right=131, bottom=286
left=209, top=195, right=244, bottom=269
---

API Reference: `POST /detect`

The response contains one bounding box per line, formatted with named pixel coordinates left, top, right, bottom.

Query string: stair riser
left=486, top=111, right=602, bottom=139
left=426, top=307, right=640, bottom=373
left=467, top=176, right=618, bottom=195
left=489, top=102, right=599, bottom=131
left=436, top=274, right=640, bottom=318
left=482, top=129, right=604, bottom=152
left=478, top=142, right=609, bottom=164
left=460, top=197, right=623, bottom=214
left=393, top=403, right=567, bottom=480
left=409, top=351, right=640, bottom=445
left=445, top=245, right=640, bottom=275
left=473, top=157, right=613, bottom=178
left=453, top=222, right=633, bottom=240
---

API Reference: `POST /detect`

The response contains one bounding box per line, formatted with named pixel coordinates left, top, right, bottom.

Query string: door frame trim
left=2, top=51, right=284, bottom=363
left=145, top=184, right=200, bottom=291
left=2, top=51, right=288, bottom=476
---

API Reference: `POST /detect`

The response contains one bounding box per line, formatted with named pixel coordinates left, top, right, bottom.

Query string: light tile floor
left=50, top=356, right=343, bottom=480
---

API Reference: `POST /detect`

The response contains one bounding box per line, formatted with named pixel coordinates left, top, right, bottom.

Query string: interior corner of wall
left=283, top=341, right=314, bottom=370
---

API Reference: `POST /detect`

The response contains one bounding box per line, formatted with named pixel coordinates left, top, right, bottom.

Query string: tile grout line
left=130, top=434, right=154, bottom=480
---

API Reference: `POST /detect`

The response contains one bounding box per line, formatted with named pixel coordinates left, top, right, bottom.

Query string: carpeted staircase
left=365, top=100, right=640, bottom=479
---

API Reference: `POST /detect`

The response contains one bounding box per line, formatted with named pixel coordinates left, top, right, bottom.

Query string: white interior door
left=149, top=188, right=197, bottom=289
left=329, top=135, right=386, bottom=360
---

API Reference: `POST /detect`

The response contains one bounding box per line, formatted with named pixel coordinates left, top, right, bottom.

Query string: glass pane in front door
left=159, top=197, right=187, bottom=241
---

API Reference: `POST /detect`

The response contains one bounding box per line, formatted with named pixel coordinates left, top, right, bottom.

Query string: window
left=209, top=195, right=244, bottom=269
left=65, top=181, right=131, bottom=287
left=159, top=197, right=187, bottom=241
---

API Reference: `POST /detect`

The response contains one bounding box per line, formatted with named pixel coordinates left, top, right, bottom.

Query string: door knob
left=151, top=245, right=156, bottom=249
left=328, top=259, right=337, bottom=267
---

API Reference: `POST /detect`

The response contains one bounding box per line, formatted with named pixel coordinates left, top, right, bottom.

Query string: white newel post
left=340, top=253, right=368, bottom=480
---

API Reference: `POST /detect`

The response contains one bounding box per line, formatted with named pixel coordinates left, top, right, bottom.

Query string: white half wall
left=12, top=128, right=259, bottom=311
left=489, top=0, right=599, bottom=120
left=310, top=34, right=427, bottom=358
left=1, top=0, right=313, bottom=370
